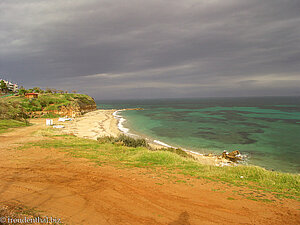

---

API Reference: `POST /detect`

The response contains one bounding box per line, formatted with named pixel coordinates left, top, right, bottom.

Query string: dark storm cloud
left=0, top=0, right=299, bottom=99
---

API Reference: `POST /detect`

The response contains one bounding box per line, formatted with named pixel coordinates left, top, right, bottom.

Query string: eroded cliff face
left=43, top=103, right=96, bottom=117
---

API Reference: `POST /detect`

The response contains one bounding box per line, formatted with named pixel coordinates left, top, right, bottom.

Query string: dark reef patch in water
left=195, top=130, right=258, bottom=145
left=151, top=127, right=182, bottom=138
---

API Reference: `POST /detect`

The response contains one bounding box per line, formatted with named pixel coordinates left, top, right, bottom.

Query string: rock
left=221, top=150, right=242, bottom=162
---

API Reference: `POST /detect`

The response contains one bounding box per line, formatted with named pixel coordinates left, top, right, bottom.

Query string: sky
left=0, top=0, right=300, bottom=99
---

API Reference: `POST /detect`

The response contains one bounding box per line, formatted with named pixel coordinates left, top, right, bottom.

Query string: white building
left=0, top=79, right=19, bottom=92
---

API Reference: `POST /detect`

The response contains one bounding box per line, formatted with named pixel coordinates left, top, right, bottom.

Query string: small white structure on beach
left=53, top=125, right=65, bottom=129
left=46, top=119, right=53, bottom=126
left=58, top=117, right=72, bottom=122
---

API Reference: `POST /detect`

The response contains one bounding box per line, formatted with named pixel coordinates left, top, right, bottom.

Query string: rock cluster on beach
left=221, top=150, right=242, bottom=162
left=194, top=150, right=244, bottom=167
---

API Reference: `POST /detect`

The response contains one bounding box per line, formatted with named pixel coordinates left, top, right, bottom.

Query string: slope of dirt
left=0, top=120, right=299, bottom=225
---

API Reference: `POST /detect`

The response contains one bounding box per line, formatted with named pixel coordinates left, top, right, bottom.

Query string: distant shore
left=62, top=109, right=230, bottom=166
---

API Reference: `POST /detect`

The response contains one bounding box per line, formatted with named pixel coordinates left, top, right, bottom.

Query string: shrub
left=160, top=147, right=194, bottom=159
left=0, top=100, right=28, bottom=121
left=97, top=134, right=149, bottom=148
left=116, top=134, right=149, bottom=148
left=39, top=99, right=48, bottom=107
left=97, top=136, right=116, bottom=144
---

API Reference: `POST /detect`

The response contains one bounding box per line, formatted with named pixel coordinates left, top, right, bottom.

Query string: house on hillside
left=25, top=93, right=38, bottom=99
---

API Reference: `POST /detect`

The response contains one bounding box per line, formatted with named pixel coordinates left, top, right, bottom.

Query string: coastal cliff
left=31, top=103, right=96, bottom=117
left=0, top=93, right=97, bottom=119
left=29, top=94, right=97, bottom=118
left=31, top=94, right=96, bottom=117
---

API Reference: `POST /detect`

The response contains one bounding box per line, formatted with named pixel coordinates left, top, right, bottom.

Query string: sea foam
left=113, top=110, right=206, bottom=155
left=153, top=140, right=172, bottom=148
left=118, top=117, right=129, bottom=133
left=113, top=110, right=129, bottom=134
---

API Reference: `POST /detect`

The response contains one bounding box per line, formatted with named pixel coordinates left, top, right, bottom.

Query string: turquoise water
left=96, top=97, right=300, bottom=173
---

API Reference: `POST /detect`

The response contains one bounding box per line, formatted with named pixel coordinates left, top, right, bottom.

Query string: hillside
left=1, top=93, right=96, bottom=118
left=0, top=93, right=96, bottom=132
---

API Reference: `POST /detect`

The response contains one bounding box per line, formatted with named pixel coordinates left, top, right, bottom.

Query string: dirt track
left=0, top=121, right=299, bottom=225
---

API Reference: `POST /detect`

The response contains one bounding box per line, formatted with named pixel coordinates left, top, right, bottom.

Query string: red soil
left=0, top=120, right=299, bottom=224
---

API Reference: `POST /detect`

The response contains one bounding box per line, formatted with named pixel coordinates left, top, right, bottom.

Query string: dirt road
left=0, top=121, right=299, bottom=224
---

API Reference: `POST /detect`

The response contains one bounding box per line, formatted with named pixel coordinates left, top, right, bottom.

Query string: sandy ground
left=62, top=110, right=120, bottom=139
left=0, top=119, right=299, bottom=224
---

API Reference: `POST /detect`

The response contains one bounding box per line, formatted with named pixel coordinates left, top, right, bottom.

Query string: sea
left=96, top=97, right=300, bottom=174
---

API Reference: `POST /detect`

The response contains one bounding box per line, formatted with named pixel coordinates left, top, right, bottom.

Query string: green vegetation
left=98, top=134, right=149, bottom=148
left=0, top=93, right=14, bottom=98
left=160, top=147, right=194, bottom=159
left=0, top=80, right=8, bottom=93
left=0, top=98, right=30, bottom=133
left=0, top=119, right=28, bottom=133
left=1, top=84, right=95, bottom=124
left=24, top=129, right=300, bottom=201
left=18, top=88, right=28, bottom=96
left=41, top=113, right=60, bottom=118
left=0, top=100, right=28, bottom=120
left=98, top=135, right=194, bottom=159
left=0, top=93, right=95, bottom=114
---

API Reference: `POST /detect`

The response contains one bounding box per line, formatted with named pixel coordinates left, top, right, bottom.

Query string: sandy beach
left=62, top=109, right=120, bottom=139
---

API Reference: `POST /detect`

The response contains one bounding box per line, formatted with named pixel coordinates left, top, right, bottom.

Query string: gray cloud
left=0, top=0, right=299, bottom=99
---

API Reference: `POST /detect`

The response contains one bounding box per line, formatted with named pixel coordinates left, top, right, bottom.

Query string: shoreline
left=62, top=109, right=232, bottom=167
left=113, top=109, right=233, bottom=166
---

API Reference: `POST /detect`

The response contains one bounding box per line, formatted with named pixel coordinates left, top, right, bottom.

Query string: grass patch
left=23, top=131, right=300, bottom=201
left=0, top=119, right=29, bottom=134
